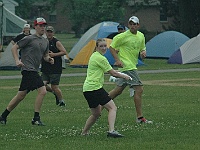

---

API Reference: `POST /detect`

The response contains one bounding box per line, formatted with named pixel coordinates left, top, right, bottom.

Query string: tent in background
left=68, top=21, right=120, bottom=59
left=0, top=5, right=27, bottom=41
left=0, top=5, right=28, bottom=70
left=70, top=38, right=144, bottom=67
left=69, top=21, right=144, bottom=67
left=0, top=42, right=19, bottom=70
left=168, top=34, right=200, bottom=64
left=146, top=31, right=190, bottom=58
left=70, top=38, right=112, bottom=67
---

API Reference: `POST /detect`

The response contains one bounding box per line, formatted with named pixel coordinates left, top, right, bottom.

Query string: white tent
left=168, top=34, right=200, bottom=64
left=0, top=5, right=27, bottom=43
left=0, top=42, right=18, bottom=69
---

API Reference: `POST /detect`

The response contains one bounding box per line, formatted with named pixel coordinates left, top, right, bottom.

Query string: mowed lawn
left=0, top=63, right=200, bottom=150
left=1, top=33, right=200, bottom=149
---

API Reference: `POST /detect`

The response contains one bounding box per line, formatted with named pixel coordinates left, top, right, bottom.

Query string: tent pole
left=0, top=1, right=3, bottom=52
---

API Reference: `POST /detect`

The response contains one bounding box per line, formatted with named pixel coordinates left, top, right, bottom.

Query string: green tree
left=160, top=0, right=200, bottom=37
left=60, top=0, right=126, bottom=37
left=14, top=0, right=57, bottom=19
left=178, top=0, right=200, bottom=37
left=14, top=0, right=35, bottom=19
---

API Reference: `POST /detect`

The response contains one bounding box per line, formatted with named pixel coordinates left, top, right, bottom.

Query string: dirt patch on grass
left=1, top=78, right=200, bottom=90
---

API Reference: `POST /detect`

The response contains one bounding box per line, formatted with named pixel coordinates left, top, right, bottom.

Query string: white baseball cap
left=24, top=24, right=30, bottom=28
left=129, top=16, right=139, bottom=24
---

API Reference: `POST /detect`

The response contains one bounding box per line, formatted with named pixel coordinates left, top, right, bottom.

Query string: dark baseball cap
left=117, top=24, right=126, bottom=30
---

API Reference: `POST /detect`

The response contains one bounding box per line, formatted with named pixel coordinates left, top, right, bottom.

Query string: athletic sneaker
left=31, top=117, right=45, bottom=126
left=58, top=100, right=66, bottom=106
left=107, top=130, right=124, bottom=138
left=54, top=93, right=59, bottom=105
left=0, top=116, right=6, bottom=125
left=136, top=117, right=153, bottom=124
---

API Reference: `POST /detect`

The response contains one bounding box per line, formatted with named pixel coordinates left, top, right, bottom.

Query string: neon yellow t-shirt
left=110, top=30, right=146, bottom=71
left=83, top=51, right=112, bottom=92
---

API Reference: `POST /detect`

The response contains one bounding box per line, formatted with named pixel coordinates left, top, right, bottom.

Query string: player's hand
left=119, top=72, right=132, bottom=81
left=16, top=60, right=24, bottom=68
left=49, top=57, right=54, bottom=64
left=49, top=51, right=55, bottom=57
left=140, top=50, right=146, bottom=59
left=114, top=60, right=123, bottom=68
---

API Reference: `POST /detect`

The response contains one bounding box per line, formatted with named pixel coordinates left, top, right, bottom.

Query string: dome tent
left=146, top=31, right=190, bottom=58
left=168, top=34, right=200, bottom=64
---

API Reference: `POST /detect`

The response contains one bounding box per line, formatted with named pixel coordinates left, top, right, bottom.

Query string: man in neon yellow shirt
left=109, top=16, right=153, bottom=124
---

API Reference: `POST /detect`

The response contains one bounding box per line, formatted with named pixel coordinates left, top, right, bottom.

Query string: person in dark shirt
left=107, top=24, right=126, bottom=39
left=41, top=26, right=67, bottom=106
left=11, top=24, right=31, bottom=58
left=11, top=24, right=31, bottom=45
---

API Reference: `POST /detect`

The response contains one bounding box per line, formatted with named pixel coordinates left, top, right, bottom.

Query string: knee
left=114, top=105, right=117, bottom=111
left=51, top=85, right=59, bottom=92
left=117, top=90, right=123, bottom=95
left=135, top=87, right=143, bottom=95
left=17, top=92, right=26, bottom=100
left=38, top=87, right=47, bottom=96
left=93, top=112, right=101, bottom=119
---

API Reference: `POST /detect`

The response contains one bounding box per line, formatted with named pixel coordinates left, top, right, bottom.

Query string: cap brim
left=129, top=20, right=139, bottom=24
left=37, top=22, right=47, bottom=25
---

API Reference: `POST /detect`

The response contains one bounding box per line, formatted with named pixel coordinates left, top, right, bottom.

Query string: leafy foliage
left=60, top=0, right=125, bottom=37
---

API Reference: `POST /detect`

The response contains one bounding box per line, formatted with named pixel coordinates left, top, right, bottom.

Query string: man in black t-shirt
left=41, top=26, right=67, bottom=106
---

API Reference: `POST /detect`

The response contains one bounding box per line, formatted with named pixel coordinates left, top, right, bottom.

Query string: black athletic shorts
left=83, top=88, right=111, bottom=108
left=41, top=72, right=61, bottom=85
left=19, top=70, right=44, bottom=92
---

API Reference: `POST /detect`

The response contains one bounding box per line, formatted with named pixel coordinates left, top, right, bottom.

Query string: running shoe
left=58, top=100, right=66, bottom=106
left=136, top=117, right=153, bottom=124
left=31, top=116, right=45, bottom=126
left=0, top=115, right=6, bottom=125
left=107, top=130, right=124, bottom=138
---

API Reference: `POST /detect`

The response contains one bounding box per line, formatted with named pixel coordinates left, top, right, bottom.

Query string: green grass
left=1, top=33, right=200, bottom=149
left=54, top=33, right=80, bottom=53
left=1, top=70, right=200, bottom=150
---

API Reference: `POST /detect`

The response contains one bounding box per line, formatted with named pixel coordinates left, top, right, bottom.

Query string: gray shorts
left=116, top=70, right=143, bottom=87
left=41, top=72, right=61, bottom=85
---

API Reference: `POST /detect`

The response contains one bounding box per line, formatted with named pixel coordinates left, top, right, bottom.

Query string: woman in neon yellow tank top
left=82, top=38, right=132, bottom=137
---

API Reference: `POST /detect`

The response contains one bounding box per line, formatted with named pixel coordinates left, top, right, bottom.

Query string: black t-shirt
left=107, top=32, right=119, bottom=39
left=12, top=33, right=31, bottom=43
left=41, top=37, right=63, bottom=74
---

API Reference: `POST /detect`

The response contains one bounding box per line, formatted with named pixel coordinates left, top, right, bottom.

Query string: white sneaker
left=109, top=76, right=117, bottom=82
left=130, top=88, right=134, bottom=97
left=136, top=117, right=153, bottom=124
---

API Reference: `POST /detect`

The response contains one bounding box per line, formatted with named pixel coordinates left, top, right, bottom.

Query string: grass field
left=1, top=34, right=200, bottom=149
left=1, top=66, right=200, bottom=149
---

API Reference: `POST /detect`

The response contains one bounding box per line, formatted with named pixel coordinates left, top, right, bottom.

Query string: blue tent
left=69, top=21, right=120, bottom=59
left=146, top=31, right=190, bottom=58
left=104, top=49, right=144, bottom=67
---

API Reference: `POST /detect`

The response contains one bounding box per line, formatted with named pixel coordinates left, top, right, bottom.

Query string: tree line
left=14, top=0, right=200, bottom=38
